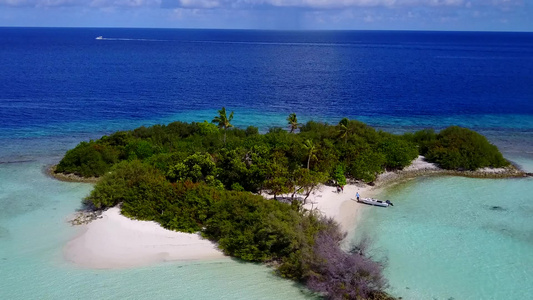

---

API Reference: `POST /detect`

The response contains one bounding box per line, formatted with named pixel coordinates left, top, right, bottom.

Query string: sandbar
left=63, top=155, right=524, bottom=269
left=64, top=207, right=226, bottom=269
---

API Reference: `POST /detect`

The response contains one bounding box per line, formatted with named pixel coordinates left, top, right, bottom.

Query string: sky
left=0, top=0, right=531, bottom=31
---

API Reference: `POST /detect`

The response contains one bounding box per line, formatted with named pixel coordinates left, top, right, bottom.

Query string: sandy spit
left=64, top=207, right=226, bottom=269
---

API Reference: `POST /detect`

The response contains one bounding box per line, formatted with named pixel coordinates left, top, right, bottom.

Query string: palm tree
left=212, top=107, right=234, bottom=144
left=303, top=139, right=317, bottom=170
left=338, top=117, right=350, bottom=144
left=287, top=113, right=299, bottom=133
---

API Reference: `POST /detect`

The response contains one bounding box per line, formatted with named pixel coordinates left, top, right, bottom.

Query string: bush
left=231, top=182, right=245, bottom=191
left=167, top=153, right=217, bottom=182
left=55, top=141, right=119, bottom=177
left=59, top=117, right=516, bottom=300
left=58, top=120, right=509, bottom=191
left=204, top=191, right=303, bottom=261
left=425, top=126, right=508, bottom=170
left=404, top=129, right=437, bottom=156
left=378, top=136, right=418, bottom=170
left=347, top=150, right=386, bottom=183
left=125, top=140, right=157, bottom=160
left=306, top=222, right=389, bottom=300
left=333, top=165, right=347, bottom=187
left=85, top=160, right=169, bottom=210
left=197, top=120, right=220, bottom=135
left=87, top=163, right=393, bottom=297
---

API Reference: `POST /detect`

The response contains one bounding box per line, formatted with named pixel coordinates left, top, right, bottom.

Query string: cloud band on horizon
left=0, top=0, right=529, bottom=31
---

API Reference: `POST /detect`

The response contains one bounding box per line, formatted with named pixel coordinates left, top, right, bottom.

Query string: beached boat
left=95, top=36, right=103, bottom=40
left=358, top=198, right=393, bottom=207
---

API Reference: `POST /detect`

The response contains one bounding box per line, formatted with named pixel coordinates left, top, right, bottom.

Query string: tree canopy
left=404, top=126, right=509, bottom=170
left=57, top=116, right=508, bottom=186
left=58, top=111, right=508, bottom=300
left=212, top=107, right=234, bottom=144
left=84, top=161, right=393, bottom=299
left=287, top=113, right=300, bottom=133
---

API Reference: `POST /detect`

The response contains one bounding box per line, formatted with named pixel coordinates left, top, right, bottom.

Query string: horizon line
left=1, top=25, right=532, bottom=34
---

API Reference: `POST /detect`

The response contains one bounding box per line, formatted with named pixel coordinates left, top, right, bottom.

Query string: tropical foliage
left=287, top=113, right=300, bottom=133
left=404, top=126, right=509, bottom=170
left=59, top=111, right=508, bottom=300
left=57, top=116, right=507, bottom=183
left=212, top=106, right=234, bottom=144
left=84, top=160, right=391, bottom=299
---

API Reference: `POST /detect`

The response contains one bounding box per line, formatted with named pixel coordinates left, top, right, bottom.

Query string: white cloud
left=0, top=0, right=161, bottom=7
left=177, top=0, right=220, bottom=8
left=1, top=0, right=524, bottom=10
left=161, top=0, right=472, bottom=10
left=160, top=0, right=527, bottom=10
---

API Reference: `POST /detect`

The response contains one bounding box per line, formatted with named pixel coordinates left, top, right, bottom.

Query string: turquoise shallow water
left=0, top=162, right=315, bottom=300
left=1, top=110, right=532, bottom=300
left=1, top=28, right=532, bottom=299
left=354, top=176, right=533, bottom=300
left=3, top=108, right=532, bottom=163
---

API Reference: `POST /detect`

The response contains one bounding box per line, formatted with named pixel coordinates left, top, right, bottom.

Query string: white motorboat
left=358, top=198, right=393, bottom=207
left=95, top=36, right=103, bottom=40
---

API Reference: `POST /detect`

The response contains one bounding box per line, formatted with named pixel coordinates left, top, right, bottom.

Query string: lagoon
left=0, top=28, right=532, bottom=299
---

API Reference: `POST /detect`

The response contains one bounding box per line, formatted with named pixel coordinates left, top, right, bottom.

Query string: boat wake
left=94, top=36, right=362, bottom=46
left=96, top=36, right=169, bottom=42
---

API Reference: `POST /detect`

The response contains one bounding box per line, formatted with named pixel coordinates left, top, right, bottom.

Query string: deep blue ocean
left=1, top=28, right=532, bottom=161
left=0, top=28, right=532, bottom=299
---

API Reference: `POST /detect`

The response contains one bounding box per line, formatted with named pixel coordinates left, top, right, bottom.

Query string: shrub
left=197, top=120, right=220, bottom=135
left=404, top=129, right=437, bottom=156
left=333, top=165, right=347, bottom=187
left=231, top=182, right=245, bottom=191
left=378, top=136, right=419, bottom=170
left=59, top=118, right=516, bottom=300
left=85, top=160, right=169, bottom=210
left=55, top=141, right=118, bottom=177
left=125, top=140, right=157, bottom=160
left=167, top=152, right=217, bottom=182
left=425, top=126, right=508, bottom=170
left=306, top=222, right=389, bottom=300
left=347, top=150, right=386, bottom=183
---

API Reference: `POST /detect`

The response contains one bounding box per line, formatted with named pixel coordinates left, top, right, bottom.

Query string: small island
left=53, top=108, right=524, bottom=300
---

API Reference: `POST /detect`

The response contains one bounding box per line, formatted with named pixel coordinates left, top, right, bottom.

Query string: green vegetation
left=56, top=116, right=424, bottom=184
left=404, top=126, right=509, bottom=170
left=287, top=113, right=300, bottom=133
left=84, top=160, right=391, bottom=299
left=333, top=165, right=347, bottom=187
left=58, top=111, right=508, bottom=299
left=56, top=115, right=508, bottom=182
left=212, top=107, right=234, bottom=144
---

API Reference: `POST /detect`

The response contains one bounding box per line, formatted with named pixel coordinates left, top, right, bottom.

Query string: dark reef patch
left=489, top=206, right=506, bottom=211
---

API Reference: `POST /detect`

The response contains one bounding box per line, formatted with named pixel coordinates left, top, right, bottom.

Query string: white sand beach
left=64, top=183, right=377, bottom=269
left=66, top=156, right=455, bottom=269
left=403, top=155, right=440, bottom=172
left=64, top=207, right=226, bottom=269
left=62, top=154, right=525, bottom=269
left=302, top=183, right=376, bottom=234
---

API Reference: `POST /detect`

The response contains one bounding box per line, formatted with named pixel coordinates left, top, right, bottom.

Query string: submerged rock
left=68, top=210, right=103, bottom=225
left=489, top=206, right=506, bottom=211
